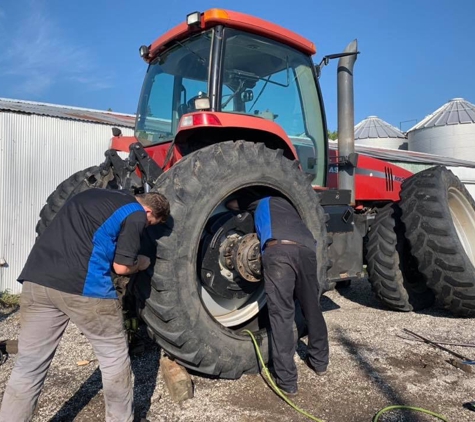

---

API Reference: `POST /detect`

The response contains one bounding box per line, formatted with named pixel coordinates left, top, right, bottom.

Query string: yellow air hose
left=243, top=330, right=448, bottom=422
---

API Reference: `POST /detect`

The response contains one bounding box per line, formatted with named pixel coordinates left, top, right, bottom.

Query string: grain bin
left=407, top=98, right=475, bottom=160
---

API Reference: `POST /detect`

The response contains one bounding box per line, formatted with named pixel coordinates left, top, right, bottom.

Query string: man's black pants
left=263, top=243, right=329, bottom=390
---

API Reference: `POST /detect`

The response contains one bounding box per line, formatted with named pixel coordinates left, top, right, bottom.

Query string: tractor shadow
left=335, top=278, right=459, bottom=319
left=49, top=328, right=161, bottom=422
left=330, top=327, right=428, bottom=422
left=331, top=277, right=386, bottom=310
left=297, top=326, right=430, bottom=422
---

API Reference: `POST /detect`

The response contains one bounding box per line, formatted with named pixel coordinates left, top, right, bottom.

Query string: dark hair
left=135, top=192, right=170, bottom=219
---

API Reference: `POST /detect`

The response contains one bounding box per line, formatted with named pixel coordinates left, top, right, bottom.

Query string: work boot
left=305, top=356, right=327, bottom=376
left=278, top=385, right=298, bottom=397
left=268, top=373, right=298, bottom=397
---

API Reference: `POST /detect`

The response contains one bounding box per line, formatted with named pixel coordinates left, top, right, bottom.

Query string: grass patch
left=0, top=290, right=20, bottom=308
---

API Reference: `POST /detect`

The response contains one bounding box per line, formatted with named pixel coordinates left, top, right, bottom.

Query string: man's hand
left=113, top=255, right=151, bottom=275
left=137, top=255, right=151, bottom=271
left=225, top=199, right=240, bottom=211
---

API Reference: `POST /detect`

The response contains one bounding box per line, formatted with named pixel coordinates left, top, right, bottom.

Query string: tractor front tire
left=143, top=140, right=328, bottom=378
left=36, top=166, right=111, bottom=236
left=400, top=166, right=475, bottom=317
left=365, top=202, right=434, bottom=311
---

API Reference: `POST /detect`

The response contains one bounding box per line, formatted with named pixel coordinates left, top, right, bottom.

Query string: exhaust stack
left=337, top=40, right=358, bottom=204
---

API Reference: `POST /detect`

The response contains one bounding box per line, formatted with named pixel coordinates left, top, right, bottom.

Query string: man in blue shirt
left=0, top=189, right=169, bottom=422
left=229, top=196, right=329, bottom=397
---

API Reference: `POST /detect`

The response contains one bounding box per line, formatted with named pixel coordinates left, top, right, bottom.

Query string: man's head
left=135, top=192, right=170, bottom=226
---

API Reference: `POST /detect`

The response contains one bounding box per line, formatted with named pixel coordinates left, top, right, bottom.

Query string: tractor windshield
left=135, top=31, right=212, bottom=144
left=221, top=29, right=326, bottom=185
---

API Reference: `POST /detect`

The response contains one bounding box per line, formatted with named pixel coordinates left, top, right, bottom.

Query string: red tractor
left=37, top=9, right=475, bottom=378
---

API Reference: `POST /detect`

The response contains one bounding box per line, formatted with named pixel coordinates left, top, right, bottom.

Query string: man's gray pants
left=0, top=281, right=133, bottom=422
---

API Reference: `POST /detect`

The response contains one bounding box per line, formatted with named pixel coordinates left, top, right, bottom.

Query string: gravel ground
left=1, top=279, right=474, bottom=422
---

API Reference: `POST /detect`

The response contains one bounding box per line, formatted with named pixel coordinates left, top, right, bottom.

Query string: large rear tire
left=399, top=166, right=475, bottom=317
left=365, top=203, right=434, bottom=311
left=143, top=141, right=328, bottom=378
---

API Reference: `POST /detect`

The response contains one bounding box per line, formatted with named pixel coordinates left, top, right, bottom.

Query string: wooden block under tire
left=160, top=355, right=194, bottom=403
left=0, top=339, right=18, bottom=354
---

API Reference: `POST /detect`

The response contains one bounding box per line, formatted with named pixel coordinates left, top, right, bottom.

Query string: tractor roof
left=147, top=9, right=316, bottom=60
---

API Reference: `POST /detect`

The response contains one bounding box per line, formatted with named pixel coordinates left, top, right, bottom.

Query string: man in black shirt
left=0, top=189, right=169, bottom=422
left=229, top=196, right=329, bottom=397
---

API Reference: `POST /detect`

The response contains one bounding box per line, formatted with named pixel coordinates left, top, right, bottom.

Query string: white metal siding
left=408, top=124, right=475, bottom=161
left=356, top=138, right=406, bottom=150
left=0, top=112, right=134, bottom=294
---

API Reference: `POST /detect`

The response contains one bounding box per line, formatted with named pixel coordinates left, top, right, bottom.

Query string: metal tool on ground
left=403, top=328, right=475, bottom=372
left=397, top=335, right=475, bottom=348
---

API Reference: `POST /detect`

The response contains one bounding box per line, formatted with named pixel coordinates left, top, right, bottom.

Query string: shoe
left=305, top=356, right=327, bottom=376
left=276, top=384, right=298, bottom=397
left=269, top=373, right=298, bottom=397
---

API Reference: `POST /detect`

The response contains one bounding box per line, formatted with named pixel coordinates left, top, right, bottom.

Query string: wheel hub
left=200, top=212, right=263, bottom=300
left=231, top=233, right=262, bottom=282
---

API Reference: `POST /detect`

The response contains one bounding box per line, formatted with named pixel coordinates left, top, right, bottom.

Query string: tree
left=328, top=130, right=338, bottom=140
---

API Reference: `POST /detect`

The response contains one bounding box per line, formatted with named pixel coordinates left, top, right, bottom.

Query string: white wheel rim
left=448, top=187, right=475, bottom=266
left=201, top=288, right=266, bottom=327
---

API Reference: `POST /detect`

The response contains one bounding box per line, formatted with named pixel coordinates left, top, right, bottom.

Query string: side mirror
left=315, top=47, right=360, bottom=78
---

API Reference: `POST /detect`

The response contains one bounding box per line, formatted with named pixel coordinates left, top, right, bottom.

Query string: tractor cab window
left=135, top=31, right=212, bottom=144
left=221, top=29, right=326, bottom=186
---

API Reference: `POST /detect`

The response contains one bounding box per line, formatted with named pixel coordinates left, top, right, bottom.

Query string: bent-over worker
left=228, top=196, right=329, bottom=397
left=0, top=189, right=170, bottom=422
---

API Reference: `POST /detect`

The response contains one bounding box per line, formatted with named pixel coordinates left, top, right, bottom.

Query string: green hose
left=372, top=405, right=448, bottom=421
left=243, top=329, right=448, bottom=422
left=243, top=329, right=324, bottom=422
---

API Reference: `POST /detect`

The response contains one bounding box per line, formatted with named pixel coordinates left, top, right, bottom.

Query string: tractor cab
left=134, top=9, right=328, bottom=186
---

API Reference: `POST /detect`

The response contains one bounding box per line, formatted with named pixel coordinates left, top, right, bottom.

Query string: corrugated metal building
left=0, top=98, right=135, bottom=294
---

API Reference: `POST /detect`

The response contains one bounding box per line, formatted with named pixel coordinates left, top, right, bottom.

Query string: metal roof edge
left=0, top=97, right=136, bottom=128
left=0, top=97, right=135, bottom=118
left=328, top=140, right=475, bottom=168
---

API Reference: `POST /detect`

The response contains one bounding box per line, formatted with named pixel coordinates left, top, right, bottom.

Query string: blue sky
left=0, top=0, right=474, bottom=131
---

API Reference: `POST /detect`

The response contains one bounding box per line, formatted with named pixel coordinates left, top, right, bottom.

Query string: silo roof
left=0, top=97, right=135, bottom=128
left=354, top=116, right=406, bottom=139
left=408, top=98, right=475, bottom=131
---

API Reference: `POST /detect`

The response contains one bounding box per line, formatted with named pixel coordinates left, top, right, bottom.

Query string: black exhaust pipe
left=337, top=40, right=358, bottom=204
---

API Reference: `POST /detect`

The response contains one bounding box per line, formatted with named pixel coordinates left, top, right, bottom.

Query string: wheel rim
left=198, top=200, right=266, bottom=328
left=201, top=288, right=266, bottom=327
left=448, top=187, right=475, bottom=266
